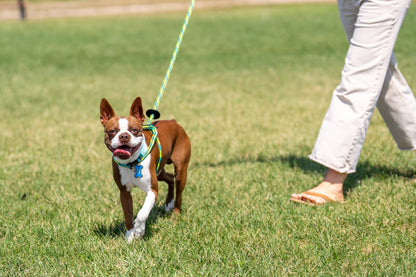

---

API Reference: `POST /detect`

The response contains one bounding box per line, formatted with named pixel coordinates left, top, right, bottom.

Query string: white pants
left=309, top=0, right=416, bottom=173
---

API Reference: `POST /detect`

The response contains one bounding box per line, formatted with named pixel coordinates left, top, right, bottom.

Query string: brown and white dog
left=100, top=97, right=191, bottom=241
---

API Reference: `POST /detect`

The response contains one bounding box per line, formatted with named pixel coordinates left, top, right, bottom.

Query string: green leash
left=146, top=0, right=196, bottom=123
left=117, top=1, right=196, bottom=174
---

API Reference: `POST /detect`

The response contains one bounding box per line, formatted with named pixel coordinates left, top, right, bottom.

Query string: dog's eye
left=107, top=130, right=117, bottom=135
left=130, top=128, right=142, bottom=137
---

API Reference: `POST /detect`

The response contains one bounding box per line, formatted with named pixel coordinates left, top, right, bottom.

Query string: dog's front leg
left=119, top=189, right=135, bottom=241
left=132, top=189, right=157, bottom=238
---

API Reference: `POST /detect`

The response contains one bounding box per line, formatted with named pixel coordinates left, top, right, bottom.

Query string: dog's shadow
left=93, top=203, right=171, bottom=241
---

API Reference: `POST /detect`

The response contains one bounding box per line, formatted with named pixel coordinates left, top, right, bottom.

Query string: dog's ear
left=130, top=97, right=145, bottom=123
left=100, top=98, right=116, bottom=126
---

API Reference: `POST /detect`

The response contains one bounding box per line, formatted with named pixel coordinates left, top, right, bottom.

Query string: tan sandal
left=290, top=190, right=343, bottom=206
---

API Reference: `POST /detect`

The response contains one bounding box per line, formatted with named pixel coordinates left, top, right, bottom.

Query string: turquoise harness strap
left=139, top=124, right=162, bottom=172
left=113, top=124, right=162, bottom=173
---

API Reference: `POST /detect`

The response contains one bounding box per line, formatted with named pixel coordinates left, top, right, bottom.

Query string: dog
left=100, top=97, right=191, bottom=241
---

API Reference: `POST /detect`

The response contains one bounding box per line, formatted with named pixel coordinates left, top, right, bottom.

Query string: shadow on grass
left=193, top=153, right=416, bottom=196
left=280, top=155, right=416, bottom=195
left=94, top=220, right=125, bottom=238
left=93, top=203, right=172, bottom=240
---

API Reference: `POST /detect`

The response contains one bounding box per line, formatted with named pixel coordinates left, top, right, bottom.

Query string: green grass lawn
left=1, top=3, right=416, bottom=276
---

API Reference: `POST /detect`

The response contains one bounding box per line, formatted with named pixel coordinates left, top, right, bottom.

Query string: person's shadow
left=264, top=154, right=416, bottom=196
left=193, top=153, right=416, bottom=197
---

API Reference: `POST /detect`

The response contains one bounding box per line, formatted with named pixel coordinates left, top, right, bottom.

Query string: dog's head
left=100, top=97, right=146, bottom=162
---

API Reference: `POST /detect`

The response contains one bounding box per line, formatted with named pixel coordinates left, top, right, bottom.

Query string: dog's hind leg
left=173, top=162, right=188, bottom=214
left=158, top=169, right=175, bottom=212
left=170, top=128, right=191, bottom=214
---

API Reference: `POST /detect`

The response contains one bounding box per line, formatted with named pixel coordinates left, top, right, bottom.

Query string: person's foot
left=290, top=182, right=344, bottom=205
left=290, top=169, right=346, bottom=205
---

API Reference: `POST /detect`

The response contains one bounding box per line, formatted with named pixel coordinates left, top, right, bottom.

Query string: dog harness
left=113, top=124, right=162, bottom=177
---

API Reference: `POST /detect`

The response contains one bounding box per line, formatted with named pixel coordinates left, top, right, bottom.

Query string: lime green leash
left=116, top=0, right=195, bottom=175
left=146, top=0, right=196, bottom=123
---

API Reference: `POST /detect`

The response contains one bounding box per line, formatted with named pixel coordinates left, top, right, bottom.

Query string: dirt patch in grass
left=0, top=0, right=335, bottom=21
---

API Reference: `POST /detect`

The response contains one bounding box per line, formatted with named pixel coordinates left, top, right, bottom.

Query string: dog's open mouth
left=110, top=144, right=140, bottom=160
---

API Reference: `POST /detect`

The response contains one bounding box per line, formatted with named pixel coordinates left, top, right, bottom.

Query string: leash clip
left=146, top=109, right=160, bottom=120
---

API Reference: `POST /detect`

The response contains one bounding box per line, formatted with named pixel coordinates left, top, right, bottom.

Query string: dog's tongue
left=113, top=148, right=132, bottom=159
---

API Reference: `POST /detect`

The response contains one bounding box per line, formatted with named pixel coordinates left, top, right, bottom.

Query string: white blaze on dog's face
left=106, top=116, right=144, bottom=160
left=100, top=97, right=146, bottom=161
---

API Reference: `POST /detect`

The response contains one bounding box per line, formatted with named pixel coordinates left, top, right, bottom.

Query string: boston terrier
left=100, top=97, right=191, bottom=241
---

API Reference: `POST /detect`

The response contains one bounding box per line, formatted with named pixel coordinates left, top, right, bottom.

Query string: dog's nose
left=119, top=132, right=131, bottom=144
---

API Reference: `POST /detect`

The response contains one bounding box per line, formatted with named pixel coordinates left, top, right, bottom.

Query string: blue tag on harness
left=134, top=165, right=143, bottom=178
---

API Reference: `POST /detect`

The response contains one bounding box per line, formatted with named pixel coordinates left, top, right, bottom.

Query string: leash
left=146, top=0, right=196, bottom=124
left=115, top=0, right=195, bottom=175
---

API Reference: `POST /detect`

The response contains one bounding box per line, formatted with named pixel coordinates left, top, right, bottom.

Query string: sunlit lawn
left=1, top=3, right=416, bottom=275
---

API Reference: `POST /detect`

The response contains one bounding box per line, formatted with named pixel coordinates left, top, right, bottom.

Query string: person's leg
left=377, top=54, right=416, bottom=150
left=310, top=0, right=411, bottom=174
left=290, top=0, right=356, bottom=205
left=291, top=0, right=412, bottom=204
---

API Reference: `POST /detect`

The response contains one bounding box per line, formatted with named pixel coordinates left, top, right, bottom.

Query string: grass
left=1, top=3, right=416, bottom=276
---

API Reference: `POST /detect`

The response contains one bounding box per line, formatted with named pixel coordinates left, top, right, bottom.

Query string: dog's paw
left=132, top=219, right=146, bottom=238
left=125, top=221, right=145, bottom=242
left=126, top=228, right=136, bottom=243
left=164, top=200, right=175, bottom=213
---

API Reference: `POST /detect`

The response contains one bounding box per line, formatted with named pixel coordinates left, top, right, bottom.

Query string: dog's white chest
left=119, top=155, right=152, bottom=192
